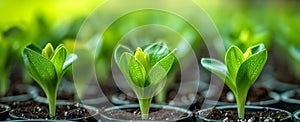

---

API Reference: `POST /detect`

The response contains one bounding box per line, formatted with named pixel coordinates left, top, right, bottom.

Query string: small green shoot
left=22, top=43, right=77, bottom=118
left=0, top=40, right=13, bottom=96
left=201, top=44, right=268, bottom=119
left=115, top=42, right=176, bottom=119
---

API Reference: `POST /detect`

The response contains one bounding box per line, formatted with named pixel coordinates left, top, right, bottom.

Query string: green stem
left=138, top=98, right=152, bottom=119
left=155, top=89, right=166, bottom=104
left=235, top=94, right=246, bottom=119
left=0, top=72, right=8, bottom=96
left=46, top=90, right=57, bottom=118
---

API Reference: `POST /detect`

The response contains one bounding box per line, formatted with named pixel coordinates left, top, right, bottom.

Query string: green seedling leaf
left=26, top=44, right=42, bottom=54
left=201, top=58, right=228, bottom=81
left=147, top=50, right=175, bottom=85
left=201, top=58, right=236, bottom=93
left=114, top=45, right=133, bottom=64
left=250, top=43, right=266, bottom=54
left=201, top=43, right=268, bottom=119
left=236, top=50, right=267, bottom=100
left=143, top=42, right=169, bottom=67
left=62, top=54, right=78, bottom=73
left=243, top=48, right=252, bottom=59
left=23, top=48, right=57, bottom=85
left=225, top=46, right=244, bottom=80
left=51, top=45, right=67, bottom=78
left=129, top=56, right=147, bottom=87
left=119, top=52, right=133, bottom=82
left=134, top=47, right=150, bottom=72
left=42, top=43, right=55, bottom=59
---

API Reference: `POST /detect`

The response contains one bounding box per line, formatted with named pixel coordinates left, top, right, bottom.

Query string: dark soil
left=196, top=107, right=289, bottom=121
left=291, top=92, right=300, bottom=100
left=218, top=86, right=272, bottom=103
left=0, top=106, right=5, bottom=112
left=102, top=107, right=189, bottom=121
left=9, top=100, right=96, bottom=121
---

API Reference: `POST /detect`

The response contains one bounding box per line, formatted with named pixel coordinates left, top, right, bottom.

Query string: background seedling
left=201, top=44, right=268, bottom=119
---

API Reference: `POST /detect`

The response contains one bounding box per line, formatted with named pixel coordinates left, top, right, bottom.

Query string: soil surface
left=102, top=107, right=189, bottom=121
left=9, top=100, right=96, bottom=120
left=218, top=86, right=272, bottom=103
left=196, top=107, right=289, bottom=121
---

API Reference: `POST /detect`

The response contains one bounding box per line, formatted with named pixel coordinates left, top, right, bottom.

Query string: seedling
left=22, top=43, right=77, bottom=118
left=201, top=44, right=267, bottom=119
left=115, top=42, right=176, bottom=119
left=0, top=41, right=12, bottom=96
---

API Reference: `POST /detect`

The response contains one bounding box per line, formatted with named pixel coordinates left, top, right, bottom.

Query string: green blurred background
left=1, top=0, right=300, bottom=96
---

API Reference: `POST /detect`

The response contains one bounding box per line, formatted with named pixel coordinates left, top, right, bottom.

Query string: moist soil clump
left=103, top=107, right=189, bottom=121
left=196, top=107, right=288, bottom=121
left=10, top=100, right=96, bottom=120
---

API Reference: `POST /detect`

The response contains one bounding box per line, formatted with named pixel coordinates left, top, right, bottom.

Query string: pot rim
left=101, top=104, right=193, bottom=122
left=196, top=105, right=292, bottom=121
left=0, top=104, right=11, bottom=113
left=281, top=88, right=300, bottom=104
left=293, top=109, right=300, bottom=120
left=0, top=84, right=37, bottom=103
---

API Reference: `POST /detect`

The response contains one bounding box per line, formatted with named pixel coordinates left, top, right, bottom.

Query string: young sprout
left=201, top=44, right=268, bottom=119
left=115, top=42, right=176, bottom=119
left=0, top=41, right=12, bottom=96
left=22, top=43, right=77, bottom=118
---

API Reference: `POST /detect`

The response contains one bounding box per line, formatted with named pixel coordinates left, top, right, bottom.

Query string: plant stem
left=236, top=94, right=246, bottom=119
left=155, top=90, right=166, bottom=104
left=138, top=98, right=152, bottom=119
left=46, top=90, right=57, bottom=118
left=0, top=72, right=8, bottom=96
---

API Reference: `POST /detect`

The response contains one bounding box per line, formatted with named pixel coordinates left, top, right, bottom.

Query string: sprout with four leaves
left=115, top=42, right=176, bottom=119
left=22, top=43, right=77, bottom=118
left=201, top=44, right=268, bottom=119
